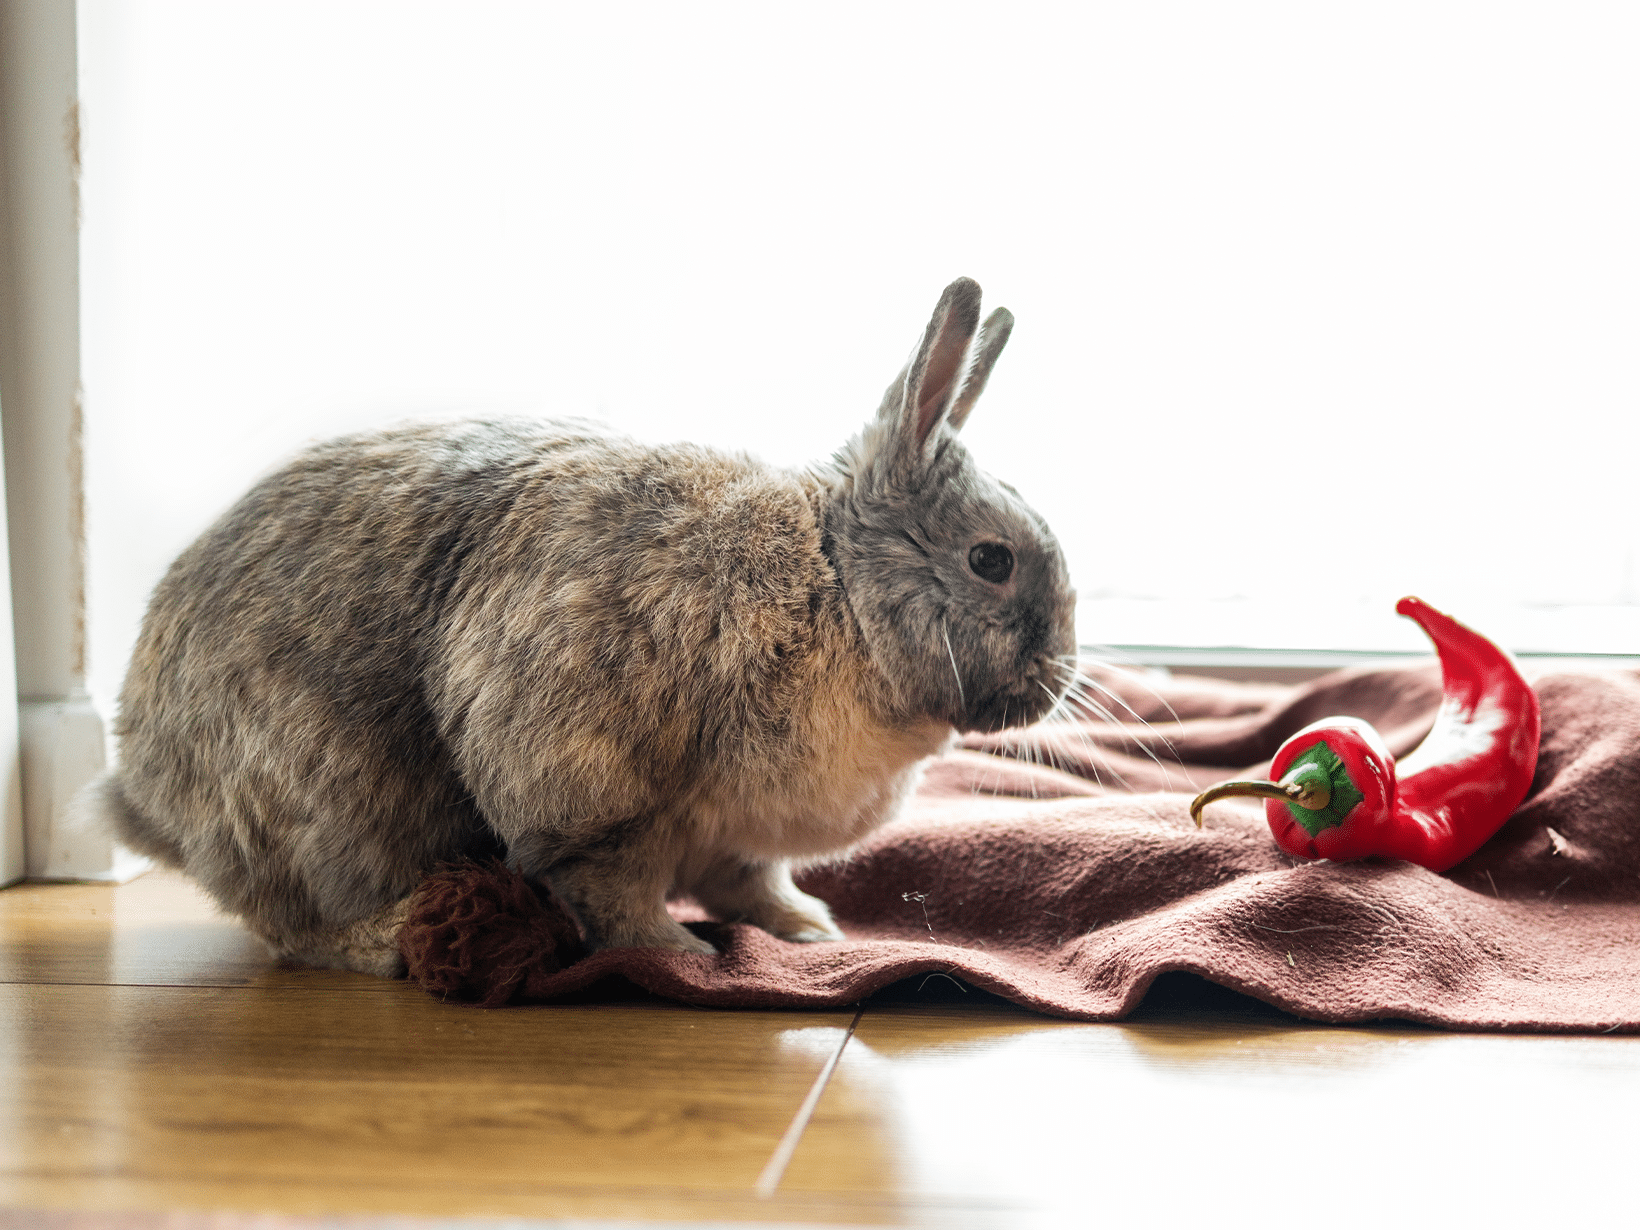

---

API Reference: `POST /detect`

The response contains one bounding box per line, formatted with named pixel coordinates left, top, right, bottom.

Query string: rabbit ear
left=880, top=278, right=985, bottom=460
left=945, top=306, right=1013, bottom=432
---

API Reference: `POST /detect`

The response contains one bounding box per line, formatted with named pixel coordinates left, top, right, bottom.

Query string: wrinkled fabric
left=402, top=663, right=1640, bottom=1031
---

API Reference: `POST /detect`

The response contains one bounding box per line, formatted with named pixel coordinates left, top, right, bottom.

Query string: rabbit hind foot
left=690, top=858, right=846, bottom=944
left=267, top=895, right=412, bottom=978
left=543, top=855, right=720, bottom=956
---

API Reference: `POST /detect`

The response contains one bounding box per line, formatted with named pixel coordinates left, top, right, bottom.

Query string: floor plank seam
left=753, top=1004, right=863, bottom=1198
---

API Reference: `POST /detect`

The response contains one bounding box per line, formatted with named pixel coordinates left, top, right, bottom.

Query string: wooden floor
left=4, top=870, right=1639, bottom=1228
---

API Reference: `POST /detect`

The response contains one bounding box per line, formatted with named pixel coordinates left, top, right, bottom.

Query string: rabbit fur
left=92, top=277, right=1077, bottom=975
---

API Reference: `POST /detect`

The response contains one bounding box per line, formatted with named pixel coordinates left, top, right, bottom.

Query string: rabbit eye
left=968, top=543, right=1014, bottom=584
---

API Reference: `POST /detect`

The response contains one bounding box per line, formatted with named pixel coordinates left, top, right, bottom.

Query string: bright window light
left=78, top=1, right=1640, bottom=717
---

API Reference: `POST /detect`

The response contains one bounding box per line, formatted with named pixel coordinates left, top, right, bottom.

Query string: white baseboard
left=19, top=696, right=151, bottom=882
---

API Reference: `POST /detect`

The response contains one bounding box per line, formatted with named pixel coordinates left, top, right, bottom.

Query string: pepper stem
left=1190, top=769, right=1333, bottom=829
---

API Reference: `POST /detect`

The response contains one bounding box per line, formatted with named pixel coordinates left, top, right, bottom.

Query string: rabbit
left=85, top=277, right=1077, bottom=976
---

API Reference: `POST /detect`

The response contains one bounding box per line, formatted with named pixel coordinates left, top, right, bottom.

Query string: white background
left=77, top=1, right=1640, bottom=718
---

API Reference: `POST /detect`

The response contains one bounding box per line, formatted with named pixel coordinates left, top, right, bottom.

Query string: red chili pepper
left=1189, top=596, right=1541, bottom=872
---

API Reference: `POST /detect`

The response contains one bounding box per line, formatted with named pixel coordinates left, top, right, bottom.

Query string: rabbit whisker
left=1039, top=707, right=1142, bottom=793
left=1074, top=670, right=1183, bottom=758
left=1074, top=649, right=1183, bottom=724
left=1047, top=665, right=1184, bottom=788
left=941, top=618, right=966, bottom=712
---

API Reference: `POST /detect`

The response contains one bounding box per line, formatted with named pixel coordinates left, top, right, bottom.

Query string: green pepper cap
left=1280, top=742, right=1364, bottom=837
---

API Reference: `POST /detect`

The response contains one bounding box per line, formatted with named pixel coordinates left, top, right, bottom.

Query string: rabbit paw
left=272, top=895, right=413, bottom=977
left=773, top=917, right=848, bottom=944
left=691, top=859, right=845, bottom=944
left=592, top=912, right=719, bottom=956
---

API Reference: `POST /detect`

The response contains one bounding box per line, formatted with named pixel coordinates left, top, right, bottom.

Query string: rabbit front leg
left=689, top=856, right=846, bottom=943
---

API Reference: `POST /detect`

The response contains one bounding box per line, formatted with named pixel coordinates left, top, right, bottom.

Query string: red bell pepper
left=1189, top=596, right=1541, bottom=872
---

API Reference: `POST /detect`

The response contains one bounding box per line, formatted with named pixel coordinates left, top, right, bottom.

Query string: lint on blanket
left=397, top=618, right=1640, bottom=1032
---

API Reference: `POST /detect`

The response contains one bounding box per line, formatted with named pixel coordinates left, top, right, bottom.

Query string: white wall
left=78, top=1, right=1640, bottom=719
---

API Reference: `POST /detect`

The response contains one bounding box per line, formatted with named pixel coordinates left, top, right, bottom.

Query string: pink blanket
left=400, top=663, right=1640, bottom=1031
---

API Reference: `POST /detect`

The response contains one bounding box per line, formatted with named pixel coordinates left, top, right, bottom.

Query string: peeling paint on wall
left=64, top=99, right=80, bottom=228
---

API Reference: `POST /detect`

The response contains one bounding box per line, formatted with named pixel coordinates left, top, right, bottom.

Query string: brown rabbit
left=83, top=278, right=1077, bottom=975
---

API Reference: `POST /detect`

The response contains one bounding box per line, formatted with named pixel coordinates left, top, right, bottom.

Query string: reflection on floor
left=2, top=869, right=1636, bottom=1228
